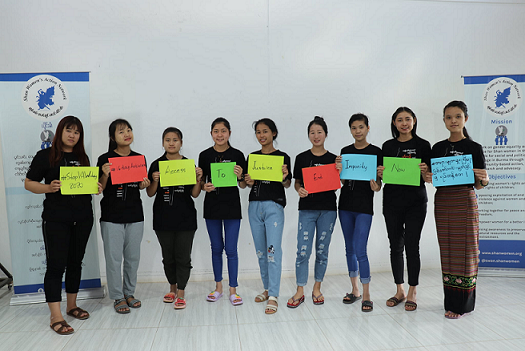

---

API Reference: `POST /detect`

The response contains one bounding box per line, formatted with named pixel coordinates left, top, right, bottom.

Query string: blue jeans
left=295, top=210, right=337, bottom=286
left=248, top=201, right=284, bottom=297
left=339, top=210, right=373, bottom=284
left=205, top=219, right=241, bottom=288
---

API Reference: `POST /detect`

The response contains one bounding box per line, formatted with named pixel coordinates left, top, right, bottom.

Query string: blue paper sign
left=340, top=154, right=377, bottom=181
left=431, top=154, right=474, bottom=187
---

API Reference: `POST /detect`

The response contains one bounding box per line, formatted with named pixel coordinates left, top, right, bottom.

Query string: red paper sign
left=302, top=163, right=341, bottom=194
left=109, top=155, right=147, bottom=184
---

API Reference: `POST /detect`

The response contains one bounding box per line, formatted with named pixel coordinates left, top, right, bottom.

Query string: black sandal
left=343, top=293, right=362, bottom=304
left=362, top=300, right=373, bottom=312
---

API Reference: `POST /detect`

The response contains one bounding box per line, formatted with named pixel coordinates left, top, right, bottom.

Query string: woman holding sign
left=244, top=118, right=292, bottom=314
left=147, top=127, right=203, bottom=309
left=427, top=101, right=488, bottom=319
left=97, top=119, right=150, bottom=314
left=198, top=117, right=247, bottom=306
left=287, top=116, right=338, bottom=308
left=378, top=107, right=431, bottom=312
left=25, top=116, right=100, bottom=335
left=336, top=113, right=382, bottom=312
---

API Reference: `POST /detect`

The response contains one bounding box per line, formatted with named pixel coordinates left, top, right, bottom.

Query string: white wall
left=1, top=0, right=525, bottom=283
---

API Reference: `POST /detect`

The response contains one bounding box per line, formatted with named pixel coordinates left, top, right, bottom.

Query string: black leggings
left=42, top=219, right=93, bottom=302
left=383, top=203, right=427, bottom=287
left=155, top=230, right=196, bottom=290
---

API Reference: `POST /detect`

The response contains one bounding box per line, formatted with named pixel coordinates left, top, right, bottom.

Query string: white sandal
left=255, top=290, right=269, bottom=303
left=265, top=296, right=278, bottom=314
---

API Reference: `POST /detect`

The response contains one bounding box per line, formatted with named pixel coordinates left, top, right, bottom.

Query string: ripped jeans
left=248, top=201, right=284, bottom=297
left=295, top=210, right=337, bottom=286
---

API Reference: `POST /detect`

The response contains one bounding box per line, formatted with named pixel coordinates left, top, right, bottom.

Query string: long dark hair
left=308, top=116, right=328, bottom=135
left=108, top=119, right=133, bottom=152
left=253, top=118, right=278, bottom=141
left=443, top=100, right=471, bottom=140
left=49, top=116, right=89, bottom=167
left=391, top=107, right=418, bottom=139
left=211, top=117, right=231, bottom=146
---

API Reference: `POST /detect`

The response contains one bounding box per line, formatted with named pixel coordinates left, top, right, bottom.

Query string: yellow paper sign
left=248, top=154, right=284, bottom=182
left=159, top=159, right=196, bottom=187
left=59, top=167, right=99, bottom=195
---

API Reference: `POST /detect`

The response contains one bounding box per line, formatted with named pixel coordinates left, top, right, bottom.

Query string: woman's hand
left=48, top=180, right=61, bottom=193
left=370, top=179, right=381, bottom=192
left=282, top=164, right=289, bottom=181
left=139, top=177, right=150, bottom=189
left=244, top=173, right=254, bottom=186
left=377, top=165, right=385, bottom=179
left=335, top=156, right=343, bottom=173
left=297, top=187, right=309, bottom=198
left=203, top=182, right=216, bottom=193
left=474, top=168, right=489, bottom=186
left=234, top=165, right=243, bottom=180
left=195, top=167, right=203, bottom=183
left=96, top=182, right=103, bottom=195
left=101, top=163, right=111, bottom=177
left=151, top=171, right=160, bottom=183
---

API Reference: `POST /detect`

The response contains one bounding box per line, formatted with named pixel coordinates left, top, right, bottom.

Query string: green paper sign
left=210, top=162, right=237, bottom=187
left=248, top=154, right=284, bottom=182
left=59, top=167, right=99, bottom=195
left=159, top=159, right=196, bottom=187
left=382, top=157, right=421, bottom=186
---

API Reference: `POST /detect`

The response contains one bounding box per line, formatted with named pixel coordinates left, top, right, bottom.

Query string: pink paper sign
left=109, top=155, right=147, bottom=184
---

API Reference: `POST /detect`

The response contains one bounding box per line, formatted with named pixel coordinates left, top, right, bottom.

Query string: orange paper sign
left=302, top=163, right=341, bottom=194
left=109, top=155, right=147, bottom=184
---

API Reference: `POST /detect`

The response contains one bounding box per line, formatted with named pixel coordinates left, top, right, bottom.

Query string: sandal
left=255, top=291, right=269, bottom=303
left=125, top=295, right=141, bottom=308
left=362, top=300, right=373, bottom=312
left=50, top=320, right=74, bottom=335
left=163, top=292, right=176, bottom=303
left=312, top=293, right=324, bottom=305
left=386, top=296, right=405, bottom=307
left=405, top=300, right=417, bottom=311
left=265, top=296, right=278, bottom=314
left=114, top=298, right=130, bottom=314
left=343, top=293, right=362, bottom=305
left=174, top=297, right=186, bottom=309
left=66, top=307, right=90, bottom=320
left=206, top=290, right=223, bottom=302
left=286, top=295, right=304, bottom=308
left=229, top=293, right=243, bottom=306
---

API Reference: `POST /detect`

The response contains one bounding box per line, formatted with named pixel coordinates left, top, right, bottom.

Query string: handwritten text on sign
left=382, top=157, right=421, bottom=186
left=431, top=154, right=474, bottom=187
left=159, top=159, right=196, bottom=187
left=109, top=155, right=147, bottom=184
left=248, top=154, right=284, bottom=182
left=340, top=154, right=377, bottom=181
left=60, top=167, right=99, bottom=195
left=210, top=162, right=237, bottom=187
left=302, top=163, right=341, bottom=194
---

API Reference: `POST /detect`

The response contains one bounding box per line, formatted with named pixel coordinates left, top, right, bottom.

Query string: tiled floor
left=0, top=269, right=524, bottom=351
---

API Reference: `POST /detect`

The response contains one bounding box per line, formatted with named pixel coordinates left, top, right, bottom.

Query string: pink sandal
left=206, top=290, right=223, bottom=302
left=163, top=292, right=175, bottom=303
left=229, top=294, right=243, bottom=306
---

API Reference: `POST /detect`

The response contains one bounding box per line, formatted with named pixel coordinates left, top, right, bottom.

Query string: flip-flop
left=265, top=296, right=278, bottom=314
left=125, top=295, right=141, bottom=308
left=163, top=292, right=176, bottom=303
left=255, top=291, right=269, bottom=303
left=206, top=290, right=223, bottom=302
left=386, top=296, right=405, bottom=307
left=286, top=295, right=305, bottom=308
left=174, top=297, right=186, bottom=309
left=343, top=293, right=362, bottom=304
left=50, top=320, right=74, bottom=335
left=405, top=300, right=417, bottom=311
left=229, top=294, right=243, bottom=306
left=66, top=307, right=90, bottom=320
left=362, top=300, right=373, bottom=312
left=312, top=293, right=324, bottom=305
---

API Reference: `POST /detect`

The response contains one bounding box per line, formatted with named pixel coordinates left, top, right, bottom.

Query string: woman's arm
left=294, top=179, right=308, bottom=198
left=24, top=178, right=60, bottom=194
left=191, top=167, right=203, bottom=198
left=146, top=171, right=159, bottom=197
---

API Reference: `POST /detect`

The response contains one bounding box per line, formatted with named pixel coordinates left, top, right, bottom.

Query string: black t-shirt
left=338, top=144, right=383, bottom=215
left=293, top=150, right=337, bottom=211
left=381, top=136, right=431, bottom=206
left=97, top=150, right=145, bottom=223
left=198, top=146, right=246, bottom=219
left=247, top=150, right=292, bottom=208
left=148, top=154, right=197, bottom=231
left=430, top=138, right=486, bottom=188
left=26, top=148, right=93, bottom=222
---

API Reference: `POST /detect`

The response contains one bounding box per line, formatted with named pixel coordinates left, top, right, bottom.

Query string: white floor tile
left=153, top=325, right=241, bottom=351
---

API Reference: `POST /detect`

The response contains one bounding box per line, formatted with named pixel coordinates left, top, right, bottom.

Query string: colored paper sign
left=382, top=157, right=421, bottom=186
left=340, top=154, right=377, bottom=181
left=431, top=154, right=474, bottom=187
left=159, top=159, right=197, bottom=187
left=109, top=155, right=147, bottom=184
left=210, top=162, right=237, bottom=187
left=59, top=167, right=99, bottom=195
left=302, top=163, right=341, bottom=194
left=247, top=154, right=284, bottom=182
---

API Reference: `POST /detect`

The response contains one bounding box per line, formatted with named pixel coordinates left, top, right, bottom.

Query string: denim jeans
left=295, top=210, right=337, bottom=286
left=248, top=201, right=284, bottom=297
left=338, top=210, right=373, bottom=284
left=205, top=219, right=241, bottom=288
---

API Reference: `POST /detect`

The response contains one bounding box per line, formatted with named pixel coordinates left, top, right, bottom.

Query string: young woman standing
left=427, top=101, right=488, bottom=319
left=25, top=116, right=100, bottom=335
left=244, top=118, right=292, bottom=314
left=378, top=107, right=431, bottom=312
left=97, top=119, right=150, bottom=314
left=287, top=116, right=338, bottom=308
left=147, top=127, right=202, bottom=309
left=198, top=117, right=247, bottom=306
left=336, top=113, right=382, bottom=312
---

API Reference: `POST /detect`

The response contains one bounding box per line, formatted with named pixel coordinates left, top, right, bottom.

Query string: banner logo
left=21, top=74, right=69, bottom=121
left=483, top=77, right=522, bottom=117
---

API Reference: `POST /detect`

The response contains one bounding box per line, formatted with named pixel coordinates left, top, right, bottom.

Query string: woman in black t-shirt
left=25, top=116, right=100, bottom=335
left=198, top=117, right=247, bottom=306
left=287, top=116, right=338, bottom=308
left=378, top=107, right=431, bottom=312
left=97, top=119, right=150, bottom=314
left=244, top=118, right=292, bottom=314
left=146, top=127, right=202, bottom=309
